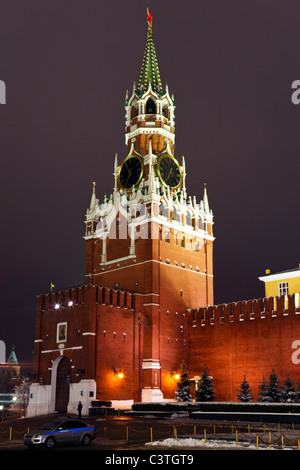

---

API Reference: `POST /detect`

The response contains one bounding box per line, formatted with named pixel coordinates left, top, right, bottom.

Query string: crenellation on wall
left=189, top=294, right=300, bottom=328
left=97, top=285, right=135, bottom=310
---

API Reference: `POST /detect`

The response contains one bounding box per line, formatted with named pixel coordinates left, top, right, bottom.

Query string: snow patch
left=146, top=438, right=292, bottom=450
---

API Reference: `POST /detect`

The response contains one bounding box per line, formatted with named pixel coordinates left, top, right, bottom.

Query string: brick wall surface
left=187, top=294, right=300, bottom=401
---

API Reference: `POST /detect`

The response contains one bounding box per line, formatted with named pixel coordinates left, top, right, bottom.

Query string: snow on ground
left=145, top=438, right=293, bottom=450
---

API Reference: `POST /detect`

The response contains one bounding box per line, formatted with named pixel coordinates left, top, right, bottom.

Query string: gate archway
left=54, top=356, right=71, bottom=413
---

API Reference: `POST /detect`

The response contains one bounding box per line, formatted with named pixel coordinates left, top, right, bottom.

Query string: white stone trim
left=142, top=359, right=161, bottom=369
left=100, top=254, right=136, bottom=266
left=259, top=270, right=300, bottom=283
left=41, top=346, right=83, bottom=354
left=125, top=126, right=175, bottom=145
left=136, top=292, right=159, bottom=296
left=68, top=379, right=97, bottom=416
left=27, top=383, right=52, bottom=417
left=92, top=258, right=213, bottom=277
left=141, top=388, right=164, bottom=402
left=111, top=399, right=134, bottom=408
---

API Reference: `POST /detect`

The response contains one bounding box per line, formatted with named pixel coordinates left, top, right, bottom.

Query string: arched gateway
left=51, top=356, right=71, bottom=413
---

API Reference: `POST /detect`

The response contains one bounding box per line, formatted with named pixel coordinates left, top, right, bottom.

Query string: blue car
left=23, top=419, right=96, bottom=448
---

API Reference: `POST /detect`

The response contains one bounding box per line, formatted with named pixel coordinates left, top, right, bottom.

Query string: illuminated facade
left=259, top=266, right=300, bottom=298
left=27, top=11, right=300, bottom=417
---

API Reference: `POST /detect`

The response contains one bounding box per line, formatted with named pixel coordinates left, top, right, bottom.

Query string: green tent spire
left=7, top=345, right=18, bottom=365
left=137, top=9, right=162, bottom=94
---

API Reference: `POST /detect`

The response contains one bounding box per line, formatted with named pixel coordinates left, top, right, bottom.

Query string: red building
left=27, top=11, right=300, bottom=417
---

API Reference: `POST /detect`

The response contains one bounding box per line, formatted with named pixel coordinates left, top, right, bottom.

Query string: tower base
left=141, top=388, right=164, bottom=402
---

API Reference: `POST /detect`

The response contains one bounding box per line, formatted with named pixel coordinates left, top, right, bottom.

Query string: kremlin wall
left=188, top=293, right=300, bottom=401
left=31, top=284, right=300, bottom=414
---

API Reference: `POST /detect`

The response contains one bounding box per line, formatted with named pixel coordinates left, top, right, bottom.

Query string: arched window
left=159, top=203, right=167, bottom=217
left=146, top=98, right=156, bottom=114
left=186, top=211, right=193, bottom=226
left=173, top=206, right=180, bottom=223
left=198, top=216, right=205, bottom=230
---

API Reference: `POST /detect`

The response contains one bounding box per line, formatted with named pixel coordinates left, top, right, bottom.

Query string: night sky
left=1, top=0, right=299, bottom=369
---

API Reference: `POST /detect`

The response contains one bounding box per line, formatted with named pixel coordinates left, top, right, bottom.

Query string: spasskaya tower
left=84, top=9, right=214, bottom=402
left=27, top=9, right=214, bottom=416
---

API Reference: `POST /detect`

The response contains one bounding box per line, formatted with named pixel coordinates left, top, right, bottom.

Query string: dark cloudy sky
left=0, top=0, right=299, bottom=367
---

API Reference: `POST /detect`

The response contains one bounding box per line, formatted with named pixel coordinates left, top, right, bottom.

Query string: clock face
left=157, top=154, right=182, bottom=189
left=118, top=155, right=143, bottom=189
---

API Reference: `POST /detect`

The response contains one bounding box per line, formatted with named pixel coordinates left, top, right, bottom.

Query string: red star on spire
left=147, top=8, right=153, bottom=28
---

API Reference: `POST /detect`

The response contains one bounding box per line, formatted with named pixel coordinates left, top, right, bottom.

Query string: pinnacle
left=137, top=12, right=162, bottom=94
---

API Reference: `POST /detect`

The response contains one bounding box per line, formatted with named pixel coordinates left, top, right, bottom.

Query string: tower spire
left=137, top=8, right=162, bottom=94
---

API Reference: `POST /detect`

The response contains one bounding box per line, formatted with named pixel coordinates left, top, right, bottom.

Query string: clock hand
left=124, top=162, right=133, bottom=187
left=167, top=168, right=172, bottom=181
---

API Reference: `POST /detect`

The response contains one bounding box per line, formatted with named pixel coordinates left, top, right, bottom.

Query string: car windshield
left=40, top=421, right=62, bottom=430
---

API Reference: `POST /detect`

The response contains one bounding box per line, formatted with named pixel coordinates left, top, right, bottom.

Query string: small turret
left=203, top=183, right=210, bottom=214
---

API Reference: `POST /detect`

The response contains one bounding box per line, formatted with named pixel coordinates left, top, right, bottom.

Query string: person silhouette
left=77, top=401, right=83, bottom=419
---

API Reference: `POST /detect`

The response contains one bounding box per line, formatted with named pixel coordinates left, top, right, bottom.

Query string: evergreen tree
left=295, top=379, right=300, bottom=403
left=282, top=375, right=296, bottom=403
left=195, top=365, right=215, bottom=402
left=175, top=362, right=192, bottom=402
left=258, top=374, right=272, bottom=402
left=266, top=369, right=282, bottom=403
left=237, top=374, right=254, bottom=402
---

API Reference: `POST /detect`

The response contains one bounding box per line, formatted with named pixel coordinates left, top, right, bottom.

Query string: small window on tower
left=198, top=216, right=204, bottom=230
left=186, top=212, right=193, bottom=226
left=279, top=282, right=289, bottom=296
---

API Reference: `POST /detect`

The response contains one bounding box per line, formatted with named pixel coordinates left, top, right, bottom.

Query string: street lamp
left=113, top=368, right=124, bottom=378
left=170, top=370, right=180, bottom=380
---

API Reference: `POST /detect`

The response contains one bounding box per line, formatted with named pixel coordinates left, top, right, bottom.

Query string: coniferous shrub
left=282, top=376, right=296, bottom=403
left=237, top=375, right=254, bottom=402
left=258, top=375, right=271, bottom=402
left=267, top=369, right=282, bottom=403
left=174, top=362, right=192, bottom=402
left=195, top=365, right=215, bottom=402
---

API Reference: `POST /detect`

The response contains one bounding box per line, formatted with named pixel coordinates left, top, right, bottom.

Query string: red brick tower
left=84, top=10, right=214, bottom=401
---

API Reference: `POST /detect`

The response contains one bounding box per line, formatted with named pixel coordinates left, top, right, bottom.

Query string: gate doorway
left=55, top=356, right=71, bottom=413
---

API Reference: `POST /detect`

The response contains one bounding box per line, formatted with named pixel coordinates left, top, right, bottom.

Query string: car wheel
left=82, top=434, right=91, bottom=446
left=44, top=437, right=56, bottom=448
